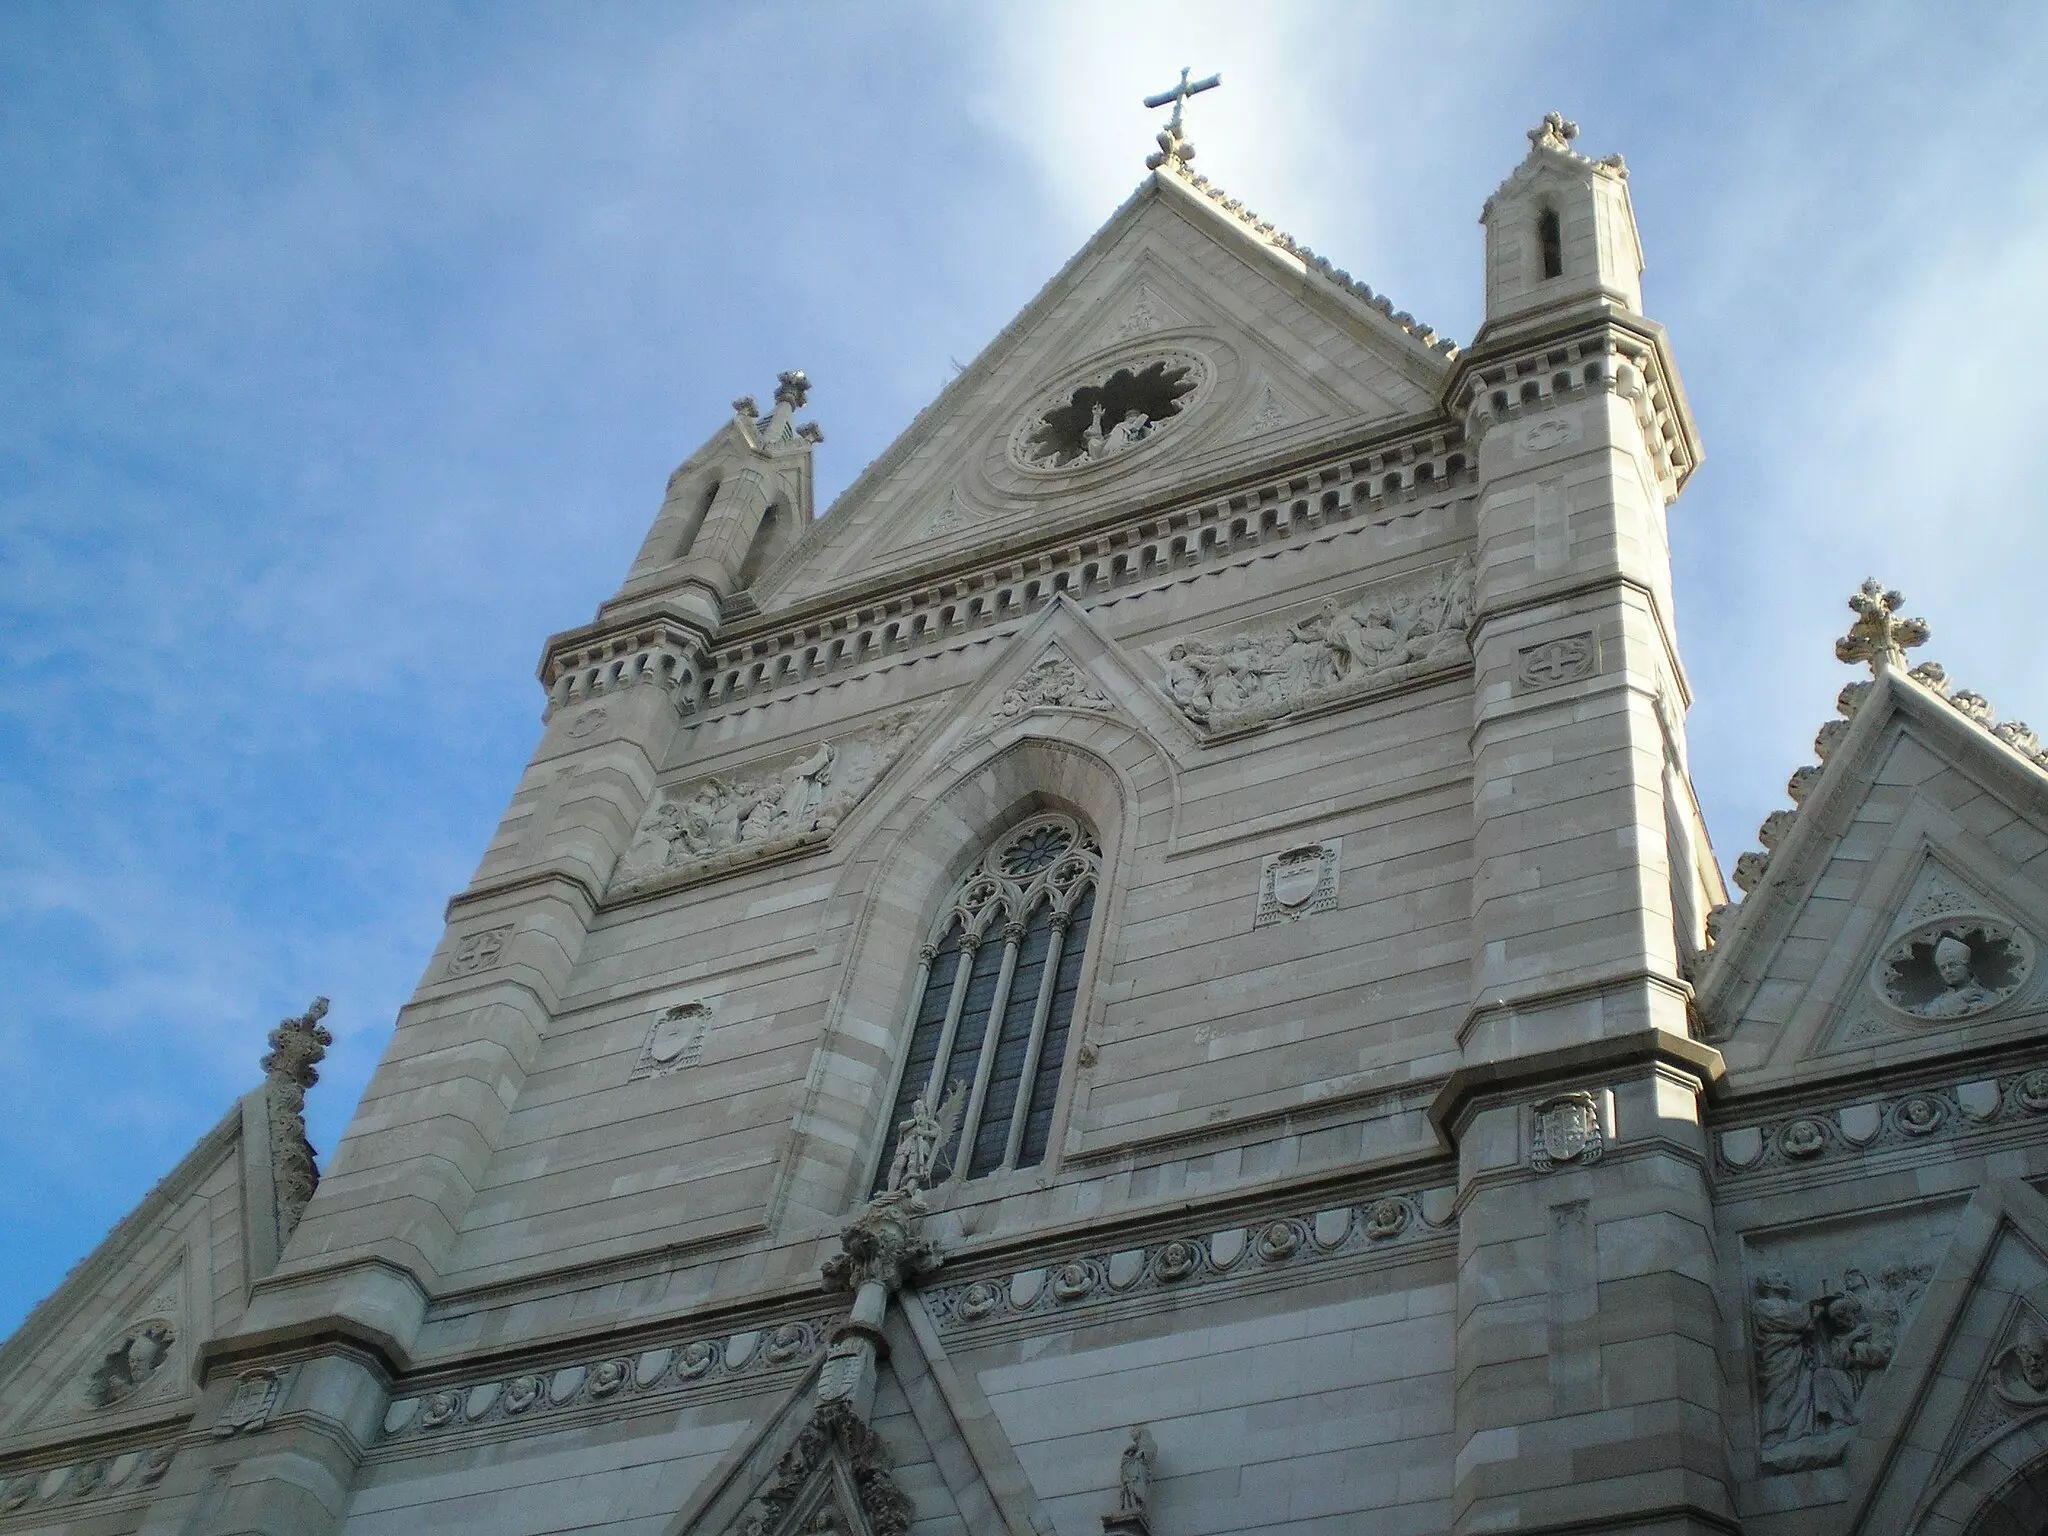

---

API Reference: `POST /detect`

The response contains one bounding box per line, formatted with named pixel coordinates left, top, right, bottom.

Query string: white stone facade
left=8, top=116, right=2048, bottom=1536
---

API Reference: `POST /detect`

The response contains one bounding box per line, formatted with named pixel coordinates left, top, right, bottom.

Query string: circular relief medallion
left=1875, top=918, right=2032, bottom=1021
left=1256, top=1221, right=1302, bottom=1263
left=84, top=1320, right=176, bottom=1409
left=957, top=1281, right=1003, bottom=1322
left=2017, top=1069, right=2048, bottom=1114
left=587, top=1360, right=629, bottom=1397
left=1052, top=1262, right=1097, bottom=1302
left=501, top=1375, right=544, bottom=1415
left=418, top=1391, right=461, bottom=1429
left=1007, top=353, right=1211, bottom=475
left=1363, top=1199, right=1410, bottom=1242
left=764, top=1324, right=809, bottom=1365
left=1779, top=1118, right=1827, bottom=1159
left=677, top=1341, right=717, bottom=1380
left=1895, top=1094, right=1946, bottom=1137
left=1153, top=1240, right=1199, bottom=1283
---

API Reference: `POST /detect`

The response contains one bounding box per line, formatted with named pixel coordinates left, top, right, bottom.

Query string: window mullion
left=922, top=934, right=981, bottom=1100
left=953, top=917, right=1024, bottom=1183
left=1002, top=908, right=1072, bottom=1171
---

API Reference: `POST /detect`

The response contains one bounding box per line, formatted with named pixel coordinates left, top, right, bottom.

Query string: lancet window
left=874, top=814, right=1100, bottom=1192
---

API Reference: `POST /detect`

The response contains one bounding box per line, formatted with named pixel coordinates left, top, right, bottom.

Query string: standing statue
left=884, top=1081, right=965, bottom=1197
left=1102, top=1425, right=1158, bottom=1534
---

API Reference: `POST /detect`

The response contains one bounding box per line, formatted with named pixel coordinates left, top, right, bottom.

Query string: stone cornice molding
left=1451, top=309, right=1700, bottom=498
left=195, top=1316, right=408, bottom=1389
left=541, top=425, right=1479, bottom=724
left=1429, top=1027, right=1726, bottom=1147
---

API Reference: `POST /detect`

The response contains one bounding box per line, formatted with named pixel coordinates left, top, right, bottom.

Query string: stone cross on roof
left=1834, top=578, right=1931, bottom=673
left=1143, top=67, right=1220, bottom=171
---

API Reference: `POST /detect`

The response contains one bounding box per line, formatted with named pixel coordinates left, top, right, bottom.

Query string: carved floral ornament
left=1007, top=352, right=1211, bottom=475
left=1155, top=558, right=1476, bottom=734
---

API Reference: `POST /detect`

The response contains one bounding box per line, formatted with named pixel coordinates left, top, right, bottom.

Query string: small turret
left=608, top=370, right=821, bottom=634
left=1479, top=112, right=1644, bottom=335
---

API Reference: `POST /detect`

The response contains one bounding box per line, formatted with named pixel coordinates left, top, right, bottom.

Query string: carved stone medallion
left=84, top=1320, right=176, bottom=1409
left=1994, top=1331, right=2048, bottom=1407
left=445, top=925, right=512, bottom=978
left=1874, top=917, right=2031, bottom=1021
left=1514, top=631, right=1598, bottom=693
left=1530, top=1092, right=1605, bottom=1173
left=1007, top=353, right=1210, bottom=474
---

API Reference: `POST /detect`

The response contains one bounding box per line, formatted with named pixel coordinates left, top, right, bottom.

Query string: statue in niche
left=86, top=1321, right=176, bottom=1408
left=1102, top=1425, right=1158, bottom=1534
left=1161, top=560, right=1475, bottom=729
left=1879, top=922, right=2028, bottom=1020
left=1750, top=1262, right=1930, bottom=1471
left=884, top=1081, right=965, bottom=1196
left=1920, top=934, right=2001, bottom=1017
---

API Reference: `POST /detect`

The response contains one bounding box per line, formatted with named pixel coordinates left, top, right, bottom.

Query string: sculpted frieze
left=1153, top=558, right=1475, bottom=733
left=612, top=706, right=933, bottom=896
left=0, top=1445, right=172, bottom=1513
left=924, top=1187, right=1451, bottom=1331
left=379, top=1311, right=836, bottom=1443
left=1716, top=1067, right=2048, bottom=1177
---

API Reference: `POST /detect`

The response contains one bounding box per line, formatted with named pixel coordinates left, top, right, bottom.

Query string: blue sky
left=4, top=4, right=2046, bottom=1335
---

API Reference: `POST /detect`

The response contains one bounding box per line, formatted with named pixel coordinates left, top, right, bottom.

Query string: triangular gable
left=1697, top=674, right=2048, bottom=1084
left=665, top=1298, right=1051, bottom=1536
left=763, top=170, right=1456, bottom=606
left=0, top=1090, right=281, bottom=1447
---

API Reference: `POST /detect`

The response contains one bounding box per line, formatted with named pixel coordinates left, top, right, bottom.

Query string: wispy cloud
left=2, top=3, right=2044, bottom=1333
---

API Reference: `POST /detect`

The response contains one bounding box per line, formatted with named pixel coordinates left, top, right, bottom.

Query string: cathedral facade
left=9, top=109, right=2048, bottom=1536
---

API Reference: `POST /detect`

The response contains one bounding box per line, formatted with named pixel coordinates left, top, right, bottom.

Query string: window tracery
left=874, top=814, right=1100, bottom=1192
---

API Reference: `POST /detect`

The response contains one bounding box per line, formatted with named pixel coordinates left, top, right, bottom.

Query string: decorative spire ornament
left=1143, top=66, right=1221, bottom=171
left=262, top=996, right=332, bottom=1242
left=1528, top=111, right=1580, bottom=152
left=1834, top=578, right=1930, bottom=674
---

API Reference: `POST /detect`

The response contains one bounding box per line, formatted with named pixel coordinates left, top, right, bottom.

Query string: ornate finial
left=773, top=370, right=811, bottom=409
left=1528, top=112, right=1580, bottom=152
left=1834, top=578, right=1930, bottom=674
left=1143, top=66, right=1221, bottom=172
left=262, top=998, right=333, bottom=1244
left=731, top=394, right=758, bottom=419
left=262, top=996, right=331, bottom=1092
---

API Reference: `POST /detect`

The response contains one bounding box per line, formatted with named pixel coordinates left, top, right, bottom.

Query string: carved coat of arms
left=1530, top=1092, right=1605, bottom=1172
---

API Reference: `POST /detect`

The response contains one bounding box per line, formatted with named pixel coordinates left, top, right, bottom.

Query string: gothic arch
left=1911, top=1417, right=2048, bottom=1533
left=766, top=712, right=1172, bottom=1231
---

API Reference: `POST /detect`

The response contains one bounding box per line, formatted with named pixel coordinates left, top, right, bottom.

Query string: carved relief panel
left=1740, top=1201, right=1962, bottom=1473
left=612, top=704, right=935, bottom=897
left=1151, top=557, right=1475, bottom=734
